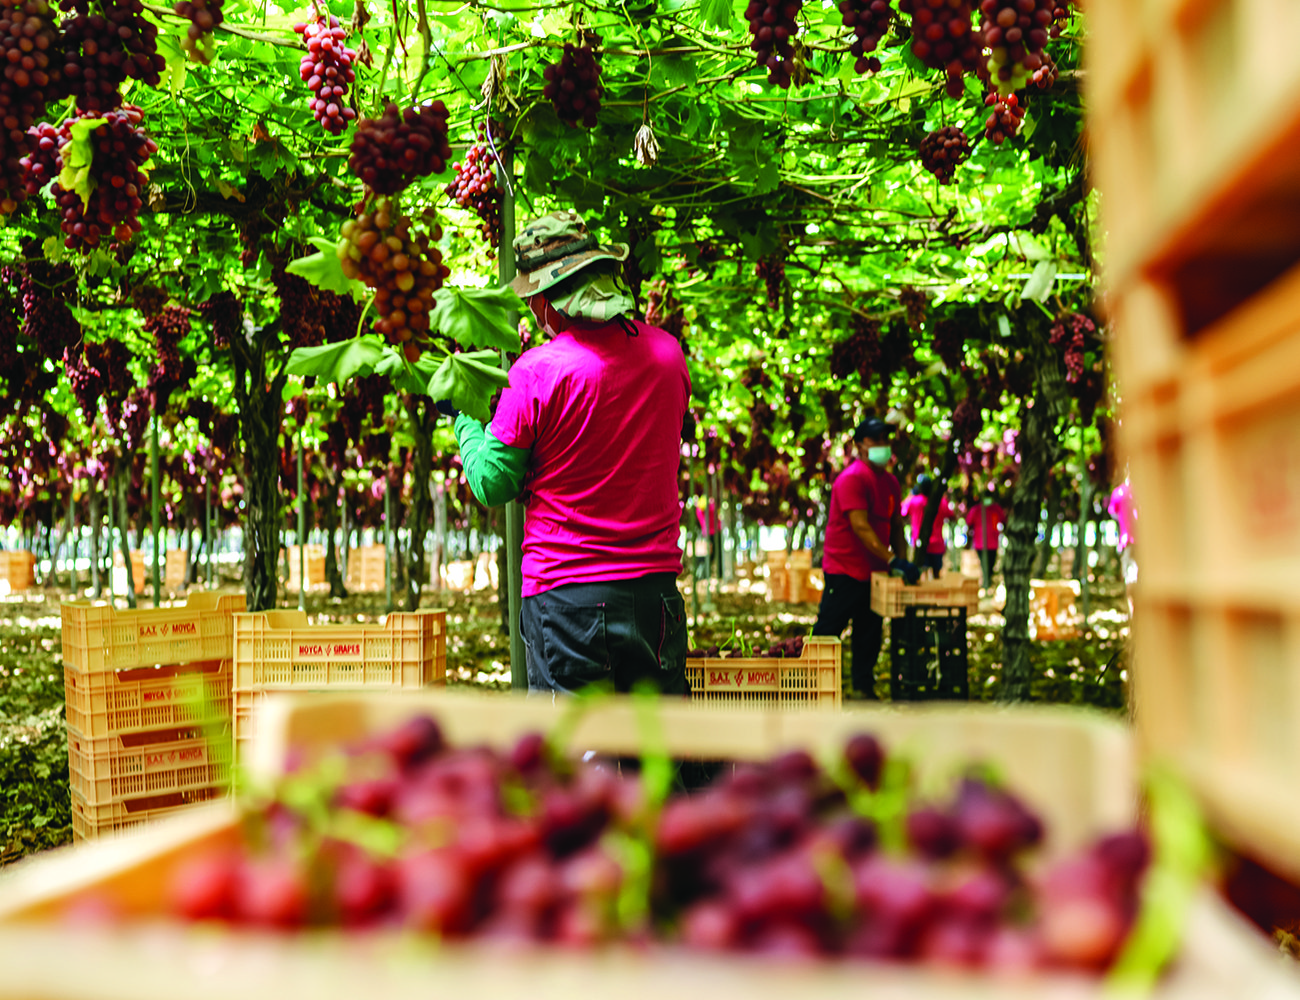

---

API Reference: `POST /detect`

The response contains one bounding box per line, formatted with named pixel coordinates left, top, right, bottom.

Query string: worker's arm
left=453, top=413, right=531, bottom=508
left=890, top=513, right=908, bottom=560
left=848, top=509, right=893, bottom=565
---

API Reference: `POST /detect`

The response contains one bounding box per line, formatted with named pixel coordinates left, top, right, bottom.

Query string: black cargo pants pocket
left=539, top=600, right=611, bottom=691
left=658, top=593, right=686, bottom=670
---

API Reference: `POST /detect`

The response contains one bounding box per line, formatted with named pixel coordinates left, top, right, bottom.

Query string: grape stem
left=142, top=3, right=298, bottom=46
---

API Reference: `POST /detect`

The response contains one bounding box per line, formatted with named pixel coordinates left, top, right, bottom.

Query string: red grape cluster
left=1048, top=0, right=1071, bottom=36
left=898, top=0, right=982, bottom=98
left=63, top=343, right=105, bottom=420
left=58, top=0, right=165, bottom=112
left=1029, top=50, right=1057, bottom=89
left=686, top=636, right=805, bottom=659
left=51, top=106, right=154, bottom=249
left=174, top=0, right=222, bottom=62
left=644, top=279, right=687, bottom=342
left=899, top=285, right=928, bottom=330
left=830, top=318, right=881, bottom=383
left=120, top=383, right=148, bottom=448
left=931, top=316, right=968, bottom=371
left=349, top=101, right=451, bottom=195
left=337, top=200, right=449, bottom=361
left=542, top=43, right=602, bottom=128
left=839, top=0, right=891, bottom=74
left=918, top=127, right=971, bottom=184
left=294, top=14, right=356, bottom=135
left=143, top=304, right=190, bottom=412
left=158, top=714, right=1151, bottom=971
left=0, top=0, right=61, bottom=212
left=273, top=258, right=363, bottom=350
left=198, top=289, right=241, bottom=349
left=19, top=120, right=58, bottom=195
left=1049, top=311, right=1094, bottom=383
left=951, top=397, right=983, bottom=445
left=979, top=0, right=1054, bottom=96
left=984, top=91, right=1024, bottom=144
left=745, top=0, right=800, bottom=87
left=445, top=129, right=502, bottom=249
left=755, top=255, right=784, bottom=309
left=86, top=335, right=134, bottom=425
left=12, top=246, right=77, bottom=360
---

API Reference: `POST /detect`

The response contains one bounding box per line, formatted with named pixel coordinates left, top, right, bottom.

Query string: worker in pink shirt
left=964, top=492, right=1006, bottom=589
left=900, top=474, right=955, bottom=578
left=812, top=417, right=919, bottom=699
left=449, top=211, right=691, bottom=695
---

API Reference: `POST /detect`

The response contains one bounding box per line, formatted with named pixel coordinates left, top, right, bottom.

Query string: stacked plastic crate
left=231, top=608, right=447, bottom=759
left=344, top=544, right=387, bottom=592
left=60, top=593, right=245, bottom=840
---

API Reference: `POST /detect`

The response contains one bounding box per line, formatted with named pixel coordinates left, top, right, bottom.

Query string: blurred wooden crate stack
left=344, top=544, right=386, bottom=592
left=59, top=593, right=245, bottom=841
left=1089, top=0, right=1300, bottom=882
left=230, top=609, right=448, bottom=758
left=285, top=544, right=326, bottom=592
left=765, top=549, right=820, bottom=603
left=0, top=549, right=34, bottom=591
left=163, top=549, right=188, bottom=595
left=1030, top=580, right=1081, bottom=641
left=685, top=637, right=841, bottom=708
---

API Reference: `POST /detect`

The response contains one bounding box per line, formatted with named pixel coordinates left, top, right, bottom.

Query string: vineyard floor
left=0, top=572, right=1129, bottom=867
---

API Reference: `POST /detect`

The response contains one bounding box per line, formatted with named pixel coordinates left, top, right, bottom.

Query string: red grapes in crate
left=918, top=126, right=971, bottom=184
left=745, top=0, right=800, bottom=88
left=58, top=0, right=166, bottom=112
left=51, top=105, right=155, bottom=250
left=542, top=43, right=602, bottom=128
left=349, top=101, right=451, bottom=196
left=157, top=714, right=1150, bottom=972
left=838, top=0, right=891, bottom=74
left=337, top=200, right=450, bottom=361
left=983, top=91, right=1024, bottom=144
left=445, top=130, right=502, bottom=250
left=978, top=0, right=1054, bottom=96
left=295, top=14, right=356, bottom=135
left=174, top=0, right=223, bottom=63
left=898, top=0, right=982, bottom=99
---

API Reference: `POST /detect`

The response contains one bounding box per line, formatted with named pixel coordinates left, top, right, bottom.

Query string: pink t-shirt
left=901, top=493, right=954, bottom=554
left=490, top=319, right=690, bottom=597
left=822, top=460, right=900, bottom=581
left=964, top=502, right=1006, bottom=550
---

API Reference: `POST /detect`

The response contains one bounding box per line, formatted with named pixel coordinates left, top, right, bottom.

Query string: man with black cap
left=448, top=210, right=691, bottom=697
left=812, top=417, right=920, bottom=698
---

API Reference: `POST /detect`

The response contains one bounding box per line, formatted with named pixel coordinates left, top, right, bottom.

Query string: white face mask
left=867, top=446, right=891, bottom=466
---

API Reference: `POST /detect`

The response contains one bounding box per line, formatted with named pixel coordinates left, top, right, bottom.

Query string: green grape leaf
left=425, top=350, right=510, bottom=422
left=374, top=345, right=442, bottom=396
left=285, top=334, right=388, bottom=384
left=58, top=117, right=106, bottom=211
left=429, top=285, right=523, bottom=352
left=285, top=237, right=368, bottom=298
left=699, top=0, right=732, bottom=31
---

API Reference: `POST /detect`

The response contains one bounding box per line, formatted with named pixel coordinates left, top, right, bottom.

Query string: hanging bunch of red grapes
left=58, top=0, right=165, bottom=113
left=746, top=0, right=801, bottom=88
left=445, top=125, right=503, bottom=251
left=919, top=127, right=972, bottom=184
left=839, top=0, right=891, bottom=74
left=173, top=0, right=223, bottom=62
left=295, top=13, right=356, bottom=135
left=543, top=43, right=602, bottom=128
left=0, top=0, right=61, bottom=213
left=337, top=200, right=450, bottom=362
left=984, top=91, right=1025, bottom=144
left=978, top=0, right=1055, bottom=96
left=348, top=101, right=451, bottom=196
left=898, top=0, right=983, bottom=98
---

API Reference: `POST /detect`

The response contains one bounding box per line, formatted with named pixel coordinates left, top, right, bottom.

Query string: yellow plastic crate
left=60, top=594, right=246, bottom=673
left=63, top=660, right=231, bottom=739
left=685, top=637, right=840, bottom=709
left=870, top=572, right=978, bottom=619
left=232, top=609, right=446, bottom=690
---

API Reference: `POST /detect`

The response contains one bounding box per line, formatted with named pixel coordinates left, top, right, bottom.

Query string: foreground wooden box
left=0, top=693, right=1297, bottom=999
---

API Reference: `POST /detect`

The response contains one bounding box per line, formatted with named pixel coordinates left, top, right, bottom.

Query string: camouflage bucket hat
left=508, top=210, right=630, bottom=298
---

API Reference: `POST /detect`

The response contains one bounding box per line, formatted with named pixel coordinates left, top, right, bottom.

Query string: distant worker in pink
left=900, top=474, right=955, bottom=579
left=448, top=211, right=691, bottom=696
left=812, top=417, right=919, bottom=699
left=964, top=491, right=1006, bottom=590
